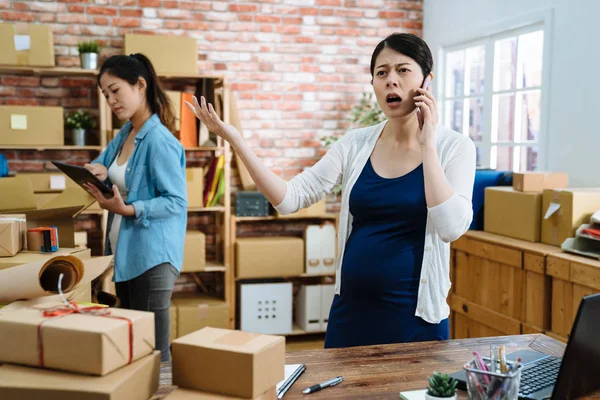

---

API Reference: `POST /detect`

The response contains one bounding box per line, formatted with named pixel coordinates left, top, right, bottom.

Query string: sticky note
left=10, top=114, right=27, bottom=130
left=14, top=35, right=31, bottom=51
left=50, top=175, right=66, bottom=190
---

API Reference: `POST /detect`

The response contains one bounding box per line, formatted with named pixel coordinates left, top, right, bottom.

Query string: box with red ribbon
left=0, top=301, right=155, bottom=376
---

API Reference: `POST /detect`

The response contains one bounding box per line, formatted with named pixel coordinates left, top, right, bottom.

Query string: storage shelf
left=204, top=263, right=226, bottom=272
left=0, top=145, right=103, bottom=151
left=188, top=206, right=226, bottom=212
left=285, top=324, right=326, bottom=337
left=236, top=272, right=334, bottom=281
left=234, top=214, right=337, bottom=222
left=0, top=66, right=225, bottom=81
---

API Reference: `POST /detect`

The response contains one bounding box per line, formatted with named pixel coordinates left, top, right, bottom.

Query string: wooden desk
left=154, top=334, right=599, bottom=399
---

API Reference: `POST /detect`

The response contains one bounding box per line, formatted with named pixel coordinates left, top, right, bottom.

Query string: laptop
left=449, top=293, right=600, bottom=400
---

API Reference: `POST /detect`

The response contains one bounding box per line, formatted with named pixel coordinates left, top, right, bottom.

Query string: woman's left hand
left=414, top=87, right=439, bottom=148
left=84, top=183, right=129, bottom=215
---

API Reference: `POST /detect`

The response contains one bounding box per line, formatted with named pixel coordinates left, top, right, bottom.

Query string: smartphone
left=417, top=76, right=432, bottom=129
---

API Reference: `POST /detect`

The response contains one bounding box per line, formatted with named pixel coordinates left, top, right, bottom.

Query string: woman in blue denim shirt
left=83, top=54, right=187, bottom=362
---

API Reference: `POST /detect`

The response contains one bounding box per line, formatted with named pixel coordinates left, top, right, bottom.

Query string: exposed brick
left=12, top=2, right=29, bottom=11
left=402, top=21, right=423, bottom=29
left=299, top=7, right=318, bottom=15
left=181, top=21, right=210, bottom=30
left=121, top=8, right=143, bottom=17
left=0, top=87, right=16, bottom=96
left=255, top=15, right=280, bottom=23
left=56, top=14, right=91, bottom=23
left=5, top=98, right=40, bottom=106
left=87, top=5, right=117, bottom=15
left=317, top=0, right=341, bottom=5
left=113, top=18, right=141, bottom=27
left=138, top=0, right=160, bottom=6
left=39, top=13, right=56, bottom=22
left=379, top=11, right=406, bottom=19
left=94, top=16, right=109, bottom=25
left=1, top=11, right=35, bottom=21
left=3, top=76, right=41, bottom=87
left=229, top=4, right=257, bottom=12
left=68, top=4, right=84, bottom=12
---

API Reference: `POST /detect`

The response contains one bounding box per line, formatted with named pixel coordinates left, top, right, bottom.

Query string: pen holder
left=463, top=358, right=522, bottom=400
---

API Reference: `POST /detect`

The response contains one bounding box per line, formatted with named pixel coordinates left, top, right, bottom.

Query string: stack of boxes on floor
left=484, top=172, right=600, bottom=250
left=167, top=327, right=285, bottom=400
left=235, top=194, right=336, bottom=335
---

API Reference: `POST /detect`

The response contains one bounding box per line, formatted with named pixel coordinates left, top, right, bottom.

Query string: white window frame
left=436, top=9, right=554, bottom=171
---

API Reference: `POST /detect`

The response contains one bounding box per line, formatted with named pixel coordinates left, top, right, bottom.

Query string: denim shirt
left=92, top=114, right=188, bottom=282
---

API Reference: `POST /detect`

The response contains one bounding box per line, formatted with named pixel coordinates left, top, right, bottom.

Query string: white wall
left=424, top=0, right=599, bottom=187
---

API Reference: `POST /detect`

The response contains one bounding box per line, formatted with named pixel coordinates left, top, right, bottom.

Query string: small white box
left=295, top=285, right=322, bottom=332
left=304, top=223, right=337, bottom=275
left=240, top=282, right=292, bottom=335
left=320, top=284, right=335, bottom=331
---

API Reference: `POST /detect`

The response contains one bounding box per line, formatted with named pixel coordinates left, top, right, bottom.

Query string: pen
left=303, top=376, right=343, bottom=394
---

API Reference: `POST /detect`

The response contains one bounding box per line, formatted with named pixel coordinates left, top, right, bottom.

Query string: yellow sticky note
left=10, top=114, right=27, bottom=130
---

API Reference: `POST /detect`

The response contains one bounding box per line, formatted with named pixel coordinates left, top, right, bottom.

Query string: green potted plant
left=425, top=371, right=458, bottom=400
left=77, top=40, right=100, bottom=70
left=65, top=110, right=95, bottom=146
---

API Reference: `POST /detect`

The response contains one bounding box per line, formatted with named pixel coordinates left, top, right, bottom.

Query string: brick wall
left=0, top=0, right=423, bottom=257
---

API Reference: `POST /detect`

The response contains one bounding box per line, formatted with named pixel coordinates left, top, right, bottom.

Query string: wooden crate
left=547, top=252, right=600, bottom=342
left=450, top=231, right=561, bottom=339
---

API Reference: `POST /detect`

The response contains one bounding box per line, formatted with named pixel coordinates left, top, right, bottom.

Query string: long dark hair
left=370, top=33, right=434, bottom=83
left=98, top=53, right=176, bottom=134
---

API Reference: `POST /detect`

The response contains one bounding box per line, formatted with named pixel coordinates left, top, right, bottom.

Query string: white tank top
left=108, top=153, right=129, bottom=255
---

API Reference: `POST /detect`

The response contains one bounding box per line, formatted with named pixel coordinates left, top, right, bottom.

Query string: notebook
left=399, top=389, right=427, bottom=400
left=276, top=364, right=306, bottom=399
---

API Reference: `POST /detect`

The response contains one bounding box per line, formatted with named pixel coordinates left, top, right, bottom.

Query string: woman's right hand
left=84, top=163, right=108, bottom=181
left=185, top=95, right=242, bottom=145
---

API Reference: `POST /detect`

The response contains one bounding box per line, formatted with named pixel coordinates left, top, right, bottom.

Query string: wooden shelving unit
left=0, top=65, right=234, bottom=327
left=229, top=213, right=339, bottom=336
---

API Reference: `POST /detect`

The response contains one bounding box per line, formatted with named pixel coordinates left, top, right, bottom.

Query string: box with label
left=0, top=23, right=55, bottom=67
left=277, top=198, right=327, bottom=219
left=304, top=223, right=336, bottom=275
left=512, top=172, right=569, bottom=193
left=17, top=172, right=78, bottom=193
left=236, top=237, right=303, bottom=279
left=484, top=187, right=542, bottom=242
left=240, top=282, right=292, bottom=335
left=172, top=293, right=229, bottom=338
left=320, top=284, right=335, bottom=331
left=124, top=33, right=197, bottom=76
left=0, top=302, right=155, bottom=376
left=0, top=214, right=26, bottom=257
left=542, top=188, right=600, bottom=246
left=0, top=106, right=63, bottom=146
left=166, top=387, right=276, bottom=400
left=0, top=351, right=160, bottom=400
left=172, top=327, right=285, bottom=398
left=183, top=231, right=206, bottom=273
left=295, top=285, right=321, bottom=332
left=187, top=168, right=204, bottom=208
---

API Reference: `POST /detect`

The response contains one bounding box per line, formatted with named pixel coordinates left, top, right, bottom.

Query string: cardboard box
left=167, top=387, right=277, bottom=400
left=17, top=172, right=78, bottom=193
left=240, top=282, right=292, bottom=335
left=187, top=168, right=204, bottom=208
left=183, top=231, right=206, bottom=272
left=277, top=198, right=327, bottom=218
left=170, top=305, right=177, bottom=343
left=0, top=214, right=26, bottom=256
left=0, top=303, right=155, bottom=376
left=236, top=237, right=304, bottom=279
left=0, top=351, right=160, bottom=400
left=0, top=177, right=96, bottom=248
left=124, top=33, right=197, bottom=76
left=0, top=106, right=63, bottom=146
left=167, top=90, right=182, bottom=132
left=513, top=172, right=569, bottom=192
left=172, top=293, right=229, bottom=338
left=542, top=188, right=600, bottom=246
left=484, top=187, right=542, bottom=242
left=0, top=23, right=55, bottom=67
left=172, top=327, right=285, bottom=398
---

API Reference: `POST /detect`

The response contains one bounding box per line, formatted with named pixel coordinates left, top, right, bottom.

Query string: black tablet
left=51, top=161, right=114, bottom=199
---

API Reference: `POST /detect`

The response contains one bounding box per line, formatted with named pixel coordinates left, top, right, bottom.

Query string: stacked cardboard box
left=169, top=327, right=285, bottom=400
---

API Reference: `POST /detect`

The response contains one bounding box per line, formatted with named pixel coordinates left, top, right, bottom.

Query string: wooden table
left=155, top=334, right=600, bottom=399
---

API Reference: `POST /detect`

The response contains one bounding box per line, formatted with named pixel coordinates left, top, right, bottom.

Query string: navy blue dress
left=324, top=158, right=449, bottom=348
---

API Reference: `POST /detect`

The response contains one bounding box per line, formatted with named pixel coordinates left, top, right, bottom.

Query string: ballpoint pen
left=303, top=376, right=343, bottom=394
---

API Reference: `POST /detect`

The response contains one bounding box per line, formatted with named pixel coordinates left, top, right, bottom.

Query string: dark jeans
left=115, top=262, right=178, bottom=362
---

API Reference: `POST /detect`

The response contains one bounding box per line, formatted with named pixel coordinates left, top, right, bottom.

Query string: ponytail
left=98, top=53, right=177, bottom=135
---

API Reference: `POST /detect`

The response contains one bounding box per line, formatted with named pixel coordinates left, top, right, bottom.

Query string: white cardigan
left=274, top=120, right=476, bottom=324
